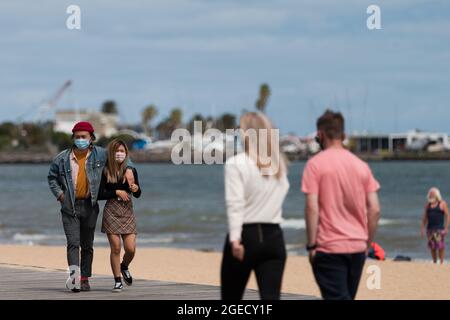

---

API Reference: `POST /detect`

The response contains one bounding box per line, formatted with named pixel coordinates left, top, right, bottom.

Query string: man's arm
left=420, top=204, right=428, bottom=239
left=305, top=194, right=320, bottom=247
left=366, top=191, right=381, bottom=246
left=47, top=159, right=63, bottom=201
left=443, top=201, right=449, bottom=234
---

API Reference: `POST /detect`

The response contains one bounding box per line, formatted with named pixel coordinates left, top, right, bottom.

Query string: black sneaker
left=80, top=279, right=91, bottom=292
left=121, top=265, right=133, bottom=286
left=112, top=282, right=123, bottom=293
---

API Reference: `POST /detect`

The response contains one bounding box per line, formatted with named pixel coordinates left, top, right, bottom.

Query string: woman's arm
left=224, top=161, right=246, bottom=261
left=126, top=167, right=141, bottom=198
left=132, top=168, right=142, bottom=198
left=224, top=161, right=245, bottom=243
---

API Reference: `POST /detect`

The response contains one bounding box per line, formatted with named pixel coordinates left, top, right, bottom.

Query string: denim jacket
left=47, top=145, right=107, bottom=215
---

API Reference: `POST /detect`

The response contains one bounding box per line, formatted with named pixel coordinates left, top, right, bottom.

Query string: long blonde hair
left=105, top=139, right=129, bottom=183
left=239, top=112, right=287, bottom=179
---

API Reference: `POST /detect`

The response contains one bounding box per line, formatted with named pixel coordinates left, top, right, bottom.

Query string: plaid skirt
left=101, top=198, right=137, bottom=235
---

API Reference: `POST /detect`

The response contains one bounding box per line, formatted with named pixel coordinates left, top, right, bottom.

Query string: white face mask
left=115, top=151, right=126, bottom=163
left=428, top=196, right=437, bottom=204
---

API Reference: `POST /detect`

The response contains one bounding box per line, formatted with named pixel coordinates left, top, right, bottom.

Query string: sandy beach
left=0, top=244, right=449, bottom=300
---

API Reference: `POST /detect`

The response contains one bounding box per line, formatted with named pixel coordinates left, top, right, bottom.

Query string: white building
left=54, top=110, right=119, bottom=138
left=350, top=130, right=450, bottom=153
left=399, top=130, right=450, bottom=152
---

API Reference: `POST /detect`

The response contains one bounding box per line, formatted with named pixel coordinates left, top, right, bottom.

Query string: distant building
left=348, top=133, right=391, bottom=153
left=54, top=110, right=118, bottom=138
left=280, top=135, right=308, bottom=154
left=349, top=130, right=450, bottom=153
left=401, top=130, right=450, bottom=152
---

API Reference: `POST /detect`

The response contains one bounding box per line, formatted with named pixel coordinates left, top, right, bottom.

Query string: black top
left=98, top=166, right=142, bottom=200
left=427, top=201, right=445, bottom=230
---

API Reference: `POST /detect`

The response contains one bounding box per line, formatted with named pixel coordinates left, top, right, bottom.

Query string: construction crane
left=34, top=80, right=72, bottom=123
left=16, top=80, right=72, bottom=124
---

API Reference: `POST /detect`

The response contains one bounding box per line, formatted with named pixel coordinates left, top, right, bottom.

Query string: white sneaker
left=65, top=271, right=80, bottom=292
left=112, top=282, right=123, bottom=293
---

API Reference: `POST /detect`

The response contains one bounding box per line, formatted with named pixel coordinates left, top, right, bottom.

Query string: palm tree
left=216, top=113, right=236, bottom=132
left=188, top=114, right=207, bottom=134
left=255, top=83, right=271, bottom=113
left=155, top=108, right=183, bottom=139
left=168, top=108, right=183, bottom=129
left=101, top=100, right=118, bottom=114
left=142, top=105, right=158, bottom=137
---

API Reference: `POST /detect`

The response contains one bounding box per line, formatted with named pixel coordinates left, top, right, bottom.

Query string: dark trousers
left=61, top=199, right=99, bottom=277
left=312, top=251, right=366, bottom=300
left=221, top=224, right=286, bottom=300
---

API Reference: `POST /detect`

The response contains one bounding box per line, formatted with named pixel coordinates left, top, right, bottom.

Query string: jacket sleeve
left=97, top=171, right=118, bottom=200
left=47, top=158, right=63, bottom=200
left=131, top=168, right=142, bottom=198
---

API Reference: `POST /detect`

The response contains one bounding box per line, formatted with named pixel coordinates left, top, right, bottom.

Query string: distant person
left=221, top=112, right=289, bottom=300
left=47, top=122, right=107, bottom=292
left=301, top=110, right=381, bottom=300
left=421, top=187, right=449, bottom=264
left=98, top=139, right=141, bottom=292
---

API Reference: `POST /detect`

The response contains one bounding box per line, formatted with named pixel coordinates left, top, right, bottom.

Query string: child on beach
left=421, top=187, right=449, bottom=264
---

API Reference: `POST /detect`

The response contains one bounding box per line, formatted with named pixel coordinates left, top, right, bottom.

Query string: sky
left=0, top=0, right=449, bottom=136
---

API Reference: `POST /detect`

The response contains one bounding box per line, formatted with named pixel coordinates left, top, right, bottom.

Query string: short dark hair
left=316, top=110, right=345, bottom=140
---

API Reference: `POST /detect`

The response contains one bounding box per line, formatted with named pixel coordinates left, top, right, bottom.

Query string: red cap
left=72, top=121, right=95, bottom=133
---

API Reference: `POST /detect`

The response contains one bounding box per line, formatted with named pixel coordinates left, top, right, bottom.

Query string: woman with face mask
left=98, top=139, right=141, bottom=292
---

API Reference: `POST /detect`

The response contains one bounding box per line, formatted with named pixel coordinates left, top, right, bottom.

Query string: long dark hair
left=104, top=139, right=129, bottom=183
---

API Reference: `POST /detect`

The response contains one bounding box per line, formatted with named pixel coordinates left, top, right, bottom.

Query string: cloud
left=0, top=0, right=449, bottom=135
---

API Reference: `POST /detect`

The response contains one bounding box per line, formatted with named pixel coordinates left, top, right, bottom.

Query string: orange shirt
left=71, top=149, right=90, bottom=199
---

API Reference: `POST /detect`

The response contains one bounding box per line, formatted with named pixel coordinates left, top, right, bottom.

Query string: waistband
left=243, top=223, right=280, bottom=229
left=75, top=196, right=92, bottom=203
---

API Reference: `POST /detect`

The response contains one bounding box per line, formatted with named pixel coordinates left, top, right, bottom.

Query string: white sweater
left=224, top=152, right=290, bottom=242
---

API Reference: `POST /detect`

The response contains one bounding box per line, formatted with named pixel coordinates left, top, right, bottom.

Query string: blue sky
left=0, top=0, right=449, bottom=135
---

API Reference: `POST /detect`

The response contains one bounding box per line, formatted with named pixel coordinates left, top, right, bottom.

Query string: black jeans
left=61, top=199, right=99, bottom=277
left=312, top=251, right=366, bottom=300
left=221, top=224, right=286, bottom=300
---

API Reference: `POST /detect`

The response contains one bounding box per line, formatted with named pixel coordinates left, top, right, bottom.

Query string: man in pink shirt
left=302, top=110, right=381, bottom=300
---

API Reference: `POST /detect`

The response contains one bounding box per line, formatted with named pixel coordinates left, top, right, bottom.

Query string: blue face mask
left=74, top=138, right=90, bottom=150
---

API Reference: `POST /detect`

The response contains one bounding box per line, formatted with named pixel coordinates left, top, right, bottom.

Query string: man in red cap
left=48, top=121, right=108, bottom=292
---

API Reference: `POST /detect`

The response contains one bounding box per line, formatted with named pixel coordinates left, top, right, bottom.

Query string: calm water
left=1, top=161, right=449, bottom=259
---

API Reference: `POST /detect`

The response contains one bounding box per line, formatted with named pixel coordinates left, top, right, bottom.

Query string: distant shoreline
left=1, top=150, right=450, bottom=164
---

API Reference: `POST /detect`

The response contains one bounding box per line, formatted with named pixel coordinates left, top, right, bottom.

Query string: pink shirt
left=301, top=148, right=380, bottom=254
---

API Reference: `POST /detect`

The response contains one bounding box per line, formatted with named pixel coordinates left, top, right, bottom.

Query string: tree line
left=0, top=83, right=271, bottom=151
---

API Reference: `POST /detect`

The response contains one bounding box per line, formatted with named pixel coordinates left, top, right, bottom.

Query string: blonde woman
left=221, top=112, right=289, bottom=300
left=98, top=139, right=141, bottom=292
left=421, top=187, right=449, bottom=264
